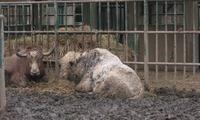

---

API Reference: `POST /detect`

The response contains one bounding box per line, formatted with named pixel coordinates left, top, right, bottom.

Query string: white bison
left=59, top=48, right=143, bottom=99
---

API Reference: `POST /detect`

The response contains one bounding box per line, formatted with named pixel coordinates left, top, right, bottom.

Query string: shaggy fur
left=60, top=48, right=144, bottom=99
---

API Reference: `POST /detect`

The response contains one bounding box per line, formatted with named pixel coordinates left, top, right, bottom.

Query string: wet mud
left=1, top=87, right=200, bottom=120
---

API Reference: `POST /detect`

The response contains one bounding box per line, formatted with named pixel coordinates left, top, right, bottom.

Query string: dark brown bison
left=5, top=45, right=55, bottom=87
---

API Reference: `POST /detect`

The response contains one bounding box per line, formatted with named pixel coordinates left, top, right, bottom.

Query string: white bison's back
left=89, top=48, right=143, bottom=99
left=93, top=64, right=143, bottom=99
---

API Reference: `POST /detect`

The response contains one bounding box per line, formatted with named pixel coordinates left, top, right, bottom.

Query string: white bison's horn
left=42, top=40, right=57, bottom=56
left=16, top=52, right=28, bottom=57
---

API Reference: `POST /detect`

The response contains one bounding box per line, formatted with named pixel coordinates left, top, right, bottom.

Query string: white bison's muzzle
left=59, top=48, right=144, bottom=99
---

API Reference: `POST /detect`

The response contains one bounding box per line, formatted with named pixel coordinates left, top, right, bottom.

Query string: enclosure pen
left=0, top=15, right=6, bottom=113
left=0, top=0, right=199, bottom=91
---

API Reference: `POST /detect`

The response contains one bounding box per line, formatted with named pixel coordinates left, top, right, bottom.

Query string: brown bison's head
left=16, top=46, right=55, bottom=77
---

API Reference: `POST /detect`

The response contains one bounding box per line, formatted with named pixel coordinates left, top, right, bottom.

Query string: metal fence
left=0, top=0, right=199, bottom=90
left=0, top=15, right=6, bottom=113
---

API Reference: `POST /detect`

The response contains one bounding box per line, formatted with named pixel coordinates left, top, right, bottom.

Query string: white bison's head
left=59, top=51, right=81, bottom=79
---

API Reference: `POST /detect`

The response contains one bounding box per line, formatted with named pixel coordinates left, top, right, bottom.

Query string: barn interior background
left=0, top=0, right=200, bottom=91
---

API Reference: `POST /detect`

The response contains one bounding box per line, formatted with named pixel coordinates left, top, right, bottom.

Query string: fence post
left=54, top=0, right=59, bottom=79
left=0, top=15, right=6, bottom=113
left=143, top=0, right=149, bottom=91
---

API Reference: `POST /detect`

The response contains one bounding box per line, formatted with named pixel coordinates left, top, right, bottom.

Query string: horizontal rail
left=43, top=60, right=200, bottom=66
left=125, top=62, right=200, bottom=66
left=4, top=30, right=200, bottom=34
left=0, top=0, right=183, bottom=4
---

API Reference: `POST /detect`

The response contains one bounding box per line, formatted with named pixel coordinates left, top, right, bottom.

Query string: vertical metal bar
left=192, top=1, right=196, bottom=76
left=73, top=2, right=76, bottom=51
left=144, top=0, right=149, bottom=90
left=37, top=3, right=40, bottom=46
left=8, top=5, right=10, bottom=54
left=81, top=2, right=85, bottom=50
left=73, top=2, right=75, bottom=28
left=22, top=5, right=25, bottom=48
left=46, top=3, right=49, bottom=49
left=134, top=1, right=138, bottom=72
left=164, top=1, right=168, bottom=80
left=38, top=3, right=40, bottom=30
left=107, top=2, right=110, bottom=49
left=174, top=1, right=177, bottom=80
left=45, top=3, right=50, bottom=73
left=0, top=15, right=6, bottom=112
left=98, top=2, right=102, bottom=47
left=64, top=2, right=68, bottom=52
left=125, top=1, right=128, bottom=62
left=90, top=2, right=94, bottom=49
left=64, top=3, right=67, bottom=29
left=98, top=2, right=102, bottom=30
left=14, top=5, right=17, bottom=51
left=54, top=0, right=59, bottom=79
left=30, top=4, right=33, bottom=46
left=183, top=1, right=186, bottom=80
left=81, top=3, right=85, bottom=50
left=155, top=1, right=158, bottom=81
left=116, top=2, right=119, bottom=54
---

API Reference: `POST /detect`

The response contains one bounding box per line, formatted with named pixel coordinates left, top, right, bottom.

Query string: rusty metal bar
left=0, top=15, right=6, bottom=113
left=144, top=0, right=149, bottom=90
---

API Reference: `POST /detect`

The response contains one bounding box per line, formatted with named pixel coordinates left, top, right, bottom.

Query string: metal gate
left=0, top=0, right=199, bottom=90
left=0, top=15, right=6, bottom=113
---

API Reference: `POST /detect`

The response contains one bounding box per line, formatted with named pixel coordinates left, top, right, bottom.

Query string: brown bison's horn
left=16, top=52, right=28, bottom=57
left=42, top=40, right=57, bottom=56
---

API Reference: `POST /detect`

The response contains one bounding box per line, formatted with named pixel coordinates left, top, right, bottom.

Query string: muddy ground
left=1, top=85, right=200, bottom=120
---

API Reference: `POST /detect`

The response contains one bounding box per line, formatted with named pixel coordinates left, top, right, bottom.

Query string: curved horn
left=16, top=51, right=27, bottom=57
left=42, top=40, right=57, bottom=56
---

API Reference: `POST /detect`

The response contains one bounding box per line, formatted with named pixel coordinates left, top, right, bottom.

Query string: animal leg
left=10, top=73, right=27, bottom=87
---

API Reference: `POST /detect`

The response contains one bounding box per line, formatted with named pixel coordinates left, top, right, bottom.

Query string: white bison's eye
left=69, top=61, right=74, bottom=66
